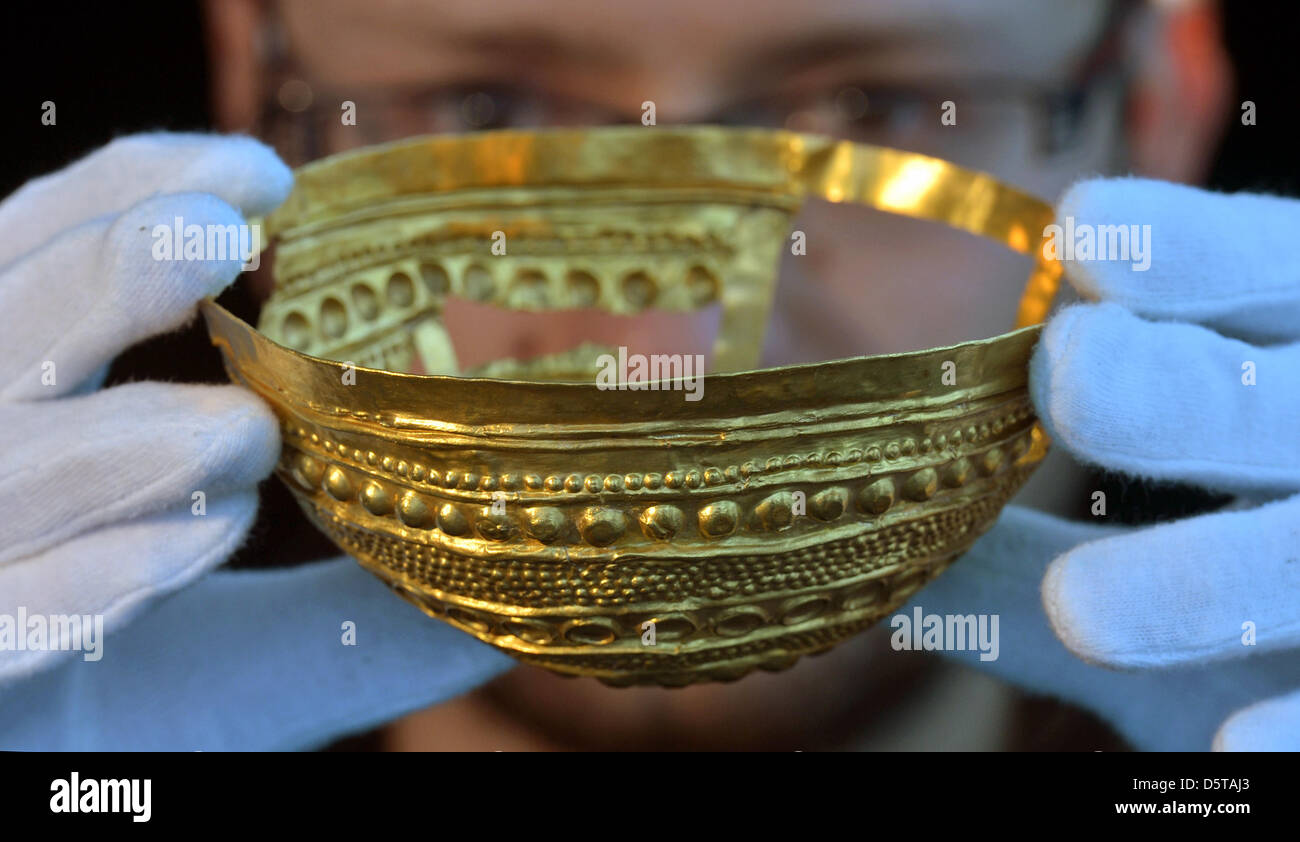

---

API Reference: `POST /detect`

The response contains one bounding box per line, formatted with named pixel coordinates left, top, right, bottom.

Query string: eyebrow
left=440, top=28, right=632, bottom=72
left=739, top=30, right=931, bottom=79
left=435, top=25, right=943, bottom=103
left=431, top=21, right=938, bottom=77
left=422, top=12, right=1113, bottom=101
left=724, top=21, right=1118, bottom=95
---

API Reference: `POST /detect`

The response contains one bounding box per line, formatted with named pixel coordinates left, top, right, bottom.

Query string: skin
left=204, top=0, right=1231, bottom=750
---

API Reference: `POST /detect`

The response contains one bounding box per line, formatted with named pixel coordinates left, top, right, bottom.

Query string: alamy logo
left=595, top=347, right=705, bottom=402
left=50, top=773, right=151, bottom=822
left=1042, top=215, right=1151, bottom=271
left=0, top=608, right=103, bottom=661
left=151, top=217, right=262, bottom=270
left=890, top=606, right=999, bottom=662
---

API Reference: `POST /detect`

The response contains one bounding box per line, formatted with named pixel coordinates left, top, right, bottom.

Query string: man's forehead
left=282, top=0, right=1113, bottom=87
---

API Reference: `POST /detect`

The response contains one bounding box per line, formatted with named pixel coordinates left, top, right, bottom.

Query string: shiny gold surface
left=202, top=126, right=1060, bottom=686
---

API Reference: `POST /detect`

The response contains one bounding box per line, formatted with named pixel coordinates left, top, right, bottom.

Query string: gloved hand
left=0, top=133, right=513, bottom=750
left=912, top=177, right=1300, bottom=751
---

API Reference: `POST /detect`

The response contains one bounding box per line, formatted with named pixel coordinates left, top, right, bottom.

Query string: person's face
left=203, top=0, right=1231, bottom=747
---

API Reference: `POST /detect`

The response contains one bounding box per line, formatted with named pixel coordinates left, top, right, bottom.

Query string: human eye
left=824, top=80, right=1107, bottom=159
left=405, top=83, right=615, bottom=133
left=728, top=85, right=934, bottom=146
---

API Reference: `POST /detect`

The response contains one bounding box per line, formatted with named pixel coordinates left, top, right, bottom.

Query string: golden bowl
left=201, top=127, right=1060, bottom=686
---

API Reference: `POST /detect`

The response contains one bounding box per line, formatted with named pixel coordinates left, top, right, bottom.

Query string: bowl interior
left=252, top=127, right=1060, bottom=380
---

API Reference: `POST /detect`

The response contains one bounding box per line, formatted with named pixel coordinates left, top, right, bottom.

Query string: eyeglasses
left=262, top=74, right=1124, bottom=169
left=254, top=6, right=1134, bottom=173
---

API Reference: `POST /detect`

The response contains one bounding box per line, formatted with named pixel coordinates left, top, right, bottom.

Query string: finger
left=1214, top=688, right=1300, bottom=751
left=0, top=192, right=252, bottom=399
left=1030, top=302, right=1300, bottom=496
left=1043, top=494, right=1300, bottom=669
left=0, top=556, right=515, bottom=750
left=0, top=132, right=290, bottom=268
left=1056, top=178, right=1300, bottom=343
left=0, top=491, right=261, bottom=683
left=0, top=382, right=278, bottom=564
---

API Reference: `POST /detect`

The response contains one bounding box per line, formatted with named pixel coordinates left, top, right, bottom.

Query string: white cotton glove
left=0, top=133, right=513, bottom=750
left=912, top=178, right=1300, bottom=751
left=0, top=557, right=513, bottom=751
left=0, top=133, right=291, bottom=680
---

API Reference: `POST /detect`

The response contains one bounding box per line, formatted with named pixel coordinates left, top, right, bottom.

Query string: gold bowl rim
left=204, top=125, right=1060, bottom=425
left=202, top=300, right=1041, bottom=429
